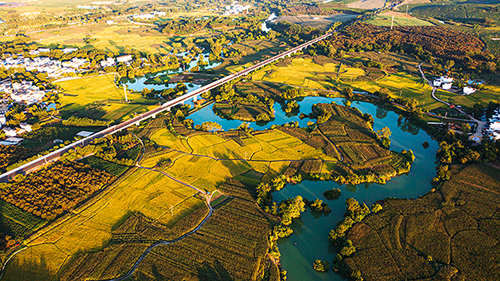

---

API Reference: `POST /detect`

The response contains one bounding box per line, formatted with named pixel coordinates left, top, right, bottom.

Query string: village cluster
left=1, top=48, right=85, bottom=78
left=223, top=1, right=251, bottom=16
left=433, top=75, right=477, bottom=95
left=0, top=47, right=135, bottom=143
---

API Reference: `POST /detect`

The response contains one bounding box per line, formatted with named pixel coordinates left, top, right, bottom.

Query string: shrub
left=313, top=260, right=330, bottom=272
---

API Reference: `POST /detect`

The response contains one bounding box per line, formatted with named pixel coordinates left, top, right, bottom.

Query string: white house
left=117, top=55, right=132, bottom=63
left=0, top=115, right=6, bottom=125
left=463, top=86, right=476, bottom=95
left=76, top=131, right=93, bottom=137
left=63, top=48, right=78, bottom=54
left=106, top=20, right=115, bottom=24
left=37, top=48, right=50, bottom=53
left=100, top=57, right=116, bottom=67
left=19, top=123, right=32, bottom=132
left=3, top=127, right=16, bottom=137
left=442, top=83, right=452, bottom=90
left=433, top=76, right=454, bottom=87
left=5, top=137, right=23, bottom=145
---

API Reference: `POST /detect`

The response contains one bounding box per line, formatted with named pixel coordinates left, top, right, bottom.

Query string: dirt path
left=316, top=125, right=345, bottom=162
left=161, top=146, right=343, bottom=163
left=100, top=203, right=214, bottom=281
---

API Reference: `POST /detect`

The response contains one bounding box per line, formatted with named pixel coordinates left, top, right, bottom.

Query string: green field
left=147, top=128, right=331, bottom=191
left=27, top=22, right=189, bottom=54
left=2, top=167, right=201, bottom=281
left=56, top=74, right=157, bottom=121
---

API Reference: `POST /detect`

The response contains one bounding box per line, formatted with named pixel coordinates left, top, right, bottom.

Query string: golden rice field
left=148, top=129, right=336, bottom=191
left=2, top=168, right=201, bottom=281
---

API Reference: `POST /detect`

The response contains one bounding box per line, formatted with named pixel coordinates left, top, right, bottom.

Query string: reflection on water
left=124, top=52, right=221, bottom=92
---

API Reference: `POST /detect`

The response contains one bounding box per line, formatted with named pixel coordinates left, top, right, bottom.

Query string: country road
left=417, top=63, right=486, bottom=141
left=96, top=133, right=214, bottom=281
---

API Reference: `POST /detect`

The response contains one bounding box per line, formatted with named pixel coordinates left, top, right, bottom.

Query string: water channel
left=127, top=76, right=438, bottom=280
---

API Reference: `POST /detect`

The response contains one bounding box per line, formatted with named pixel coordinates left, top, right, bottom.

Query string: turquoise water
left=187, top=96, right=438, bottom=280
left=124, top=52, right=221, bottom=92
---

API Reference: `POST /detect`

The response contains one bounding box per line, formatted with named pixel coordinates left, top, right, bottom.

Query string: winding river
left=187, top=97, right=439, bottom=281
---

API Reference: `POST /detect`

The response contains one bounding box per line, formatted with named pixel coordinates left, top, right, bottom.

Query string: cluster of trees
left=0, top=232, right=16, bottom=251
left=329, top=199, right=381, bottom=275
left=376, top=127, right=391, bottom=149
left=328, top=198, right=372, bottom=244
left=62, top=116, right=111, bottom=127
left=313, top=260, right=330, bottom=272
left=437, top=130, right=500, bottom=165
left=284, top=100, right=299, bottom=113
left=62, top=132, right=140, bottom=167
left=323, top=23, right=499, bottom=74
left=0, top=145, right=32, bottom=173
left=267, top=196, right=305, bottom=261
left=141, top=82, right=186, bottom=100
left=304, top=198, right=331, bottom=213
left=24, top=126, right=74, bottom=142
left=432, top=129, right=500, bottom=183
left=281, top=88, right=305, bottom=99
left=0, top=162, right=114, bottom=220
left=375, top=88, right=420, bottom=113
left=324, top=188, right=341, bottom=200
left=273, top=21, right=322, bottom=44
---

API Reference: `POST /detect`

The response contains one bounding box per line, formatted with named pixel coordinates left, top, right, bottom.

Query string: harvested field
left=344, top=163, right=500, bottom=280
left=365, top=11, right=433, bottom=27
left=131, top=198, right=277, bottom=280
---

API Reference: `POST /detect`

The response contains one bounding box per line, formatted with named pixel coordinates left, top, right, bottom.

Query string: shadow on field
left=4, top=253, right=52, bottom=281
left=196, top=260, right=233, bottom=281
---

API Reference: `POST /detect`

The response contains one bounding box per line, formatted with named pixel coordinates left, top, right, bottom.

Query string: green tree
left=279, top=196, right=305, bottom=225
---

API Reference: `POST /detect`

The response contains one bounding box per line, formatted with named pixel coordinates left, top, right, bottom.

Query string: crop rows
left=218, top=178, right=256, bottom=201
left=134, top=198, right=273, bottom=280
left=300, top=160, right=323, bottom=174
left=283, top=161, right=303, bottom=177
